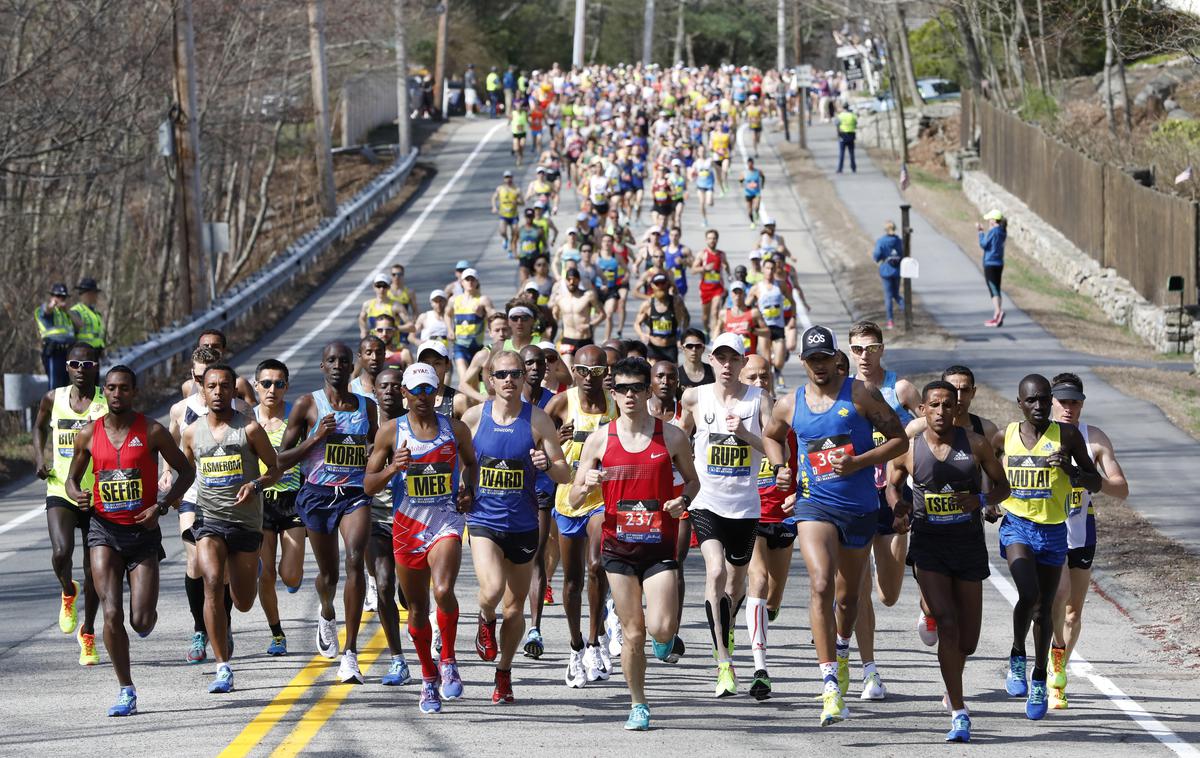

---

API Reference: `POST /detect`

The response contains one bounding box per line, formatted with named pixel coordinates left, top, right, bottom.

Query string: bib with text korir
left=324, top=434, right=368, bottom=474
left=616, top=499, right=662, bottom=543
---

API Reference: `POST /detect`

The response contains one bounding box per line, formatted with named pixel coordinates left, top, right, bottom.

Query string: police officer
left=36, top=283, right=80, bottom=390
left=486, top=67, right=502, bottom=119
left=836, top=102, right=858, bottom=174
left=72, top=278, right=107, bottom=355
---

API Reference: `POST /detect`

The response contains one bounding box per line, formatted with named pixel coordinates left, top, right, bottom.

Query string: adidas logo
left=421, top=464, right=438, bottom=475
left=821, top=439, right=836, bottom=450
left=214, top=446, right=225, bottom=456
left=1021, top=457, right=1035, bottom=466
left=720, top=435, right=738, bottom=446
left=1042, top=442, right=1054, bottom=451
left=940, top=484, right=953, bottom=493
left=129, top=437, right=143, bottom=447
left=494, top=460, right=509, bottom=469
left=953, top=450, right=970, bottom=461
left=630, top=501, right=647, bottom=511
left=342, top=436, right=355, bottom=444
left=110, top=470, right=128, bottom=481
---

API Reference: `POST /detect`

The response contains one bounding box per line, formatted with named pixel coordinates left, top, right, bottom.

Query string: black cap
left=800, top=325, right=838, bottom=359
left=50, top=283, right=69, bottom=297
left=1051, top=383, right=1086, bottom=402
left=76, top=277, right=100, bottom=293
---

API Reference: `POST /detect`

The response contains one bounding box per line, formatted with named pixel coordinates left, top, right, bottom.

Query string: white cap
left=537, top=341, right=556, bottom=350
left=671, top=158, right=682, bottom=166
left=711, top=332, right=747, bottom=356
left=761, top=216, right=776, bottom=226
left=748, top=248, right=763, bottom=260
left=522, top=281, right=541, bottom=293
left=429, top=288, right=447, bottom=302
left=461, top=268, right=479, bottom=280
left=416, top=340, right=449, bottom=360
left=729, top=280, right=747, bottom=292
left=402, top=363, right=439, bottom=390
left=373, top=272, right=390, bottom=286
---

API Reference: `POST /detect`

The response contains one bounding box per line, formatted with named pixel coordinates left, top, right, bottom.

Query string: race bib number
left=1067, top=488, right=1085, bottom=517
left=923, top=492, right=971, bottom=525
left=455, top=317, right=479, bottom=338
left=702, top=270, right=721, bottom=283
left=405, top=462, right=454, bottom=505
left=199, top=447, right=244, bottom=487
left=56, top=418, right=88, bottom=458
left=651, top=317, right=673, bottom=334
left=761, top=304, right=780, bottom=320
left=324, top=435, right=367, bottom=473
left=872, top=430, right=887, bottom=488
left=756, top=456, right=775, bottom=491
left=745, top=180, right=759, bottom=191
left=806, top=435, right=854, bottom=478
left=707, top=433, right=751, bottom=476
left=1007, top=456, right=1052, bottom=499
left=479, top=456, right=524, bottom=492
left=616, top=499, right=662, bottom=543
left=97, top=468, right=143, bottom=512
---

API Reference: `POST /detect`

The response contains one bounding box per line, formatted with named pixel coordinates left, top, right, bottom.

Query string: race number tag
left=616, top=499, right=662, bottom=543
left=702, top=270, right=721, bottom=283
left=479, top=456, right=525, bottom=492
left=199, top=446, right=244, bottom=487
left=707, top=433, right=751, bottom=476
left=1007, top=455, right=1052, bottom=499
left=97, top=468, right=143, bottom=512
left=56, top=418, right=88, bottom=458
left=1067, top=488, right=1085, bottom=517
left=756, top=455, right=776, bottom=491
left=806, top=435, right=854, bottom=478
left=872, top=430, right=887, bottom=489
left=324, top=435, right=367, bottom=474
left=405, top=462, right=454, bottom=505
left=923, top=491, right=971, bottom=525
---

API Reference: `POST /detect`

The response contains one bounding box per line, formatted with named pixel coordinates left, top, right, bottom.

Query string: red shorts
left=394, top=533, right=461, bottom=571
left=700, top=283, right=725, bottom=305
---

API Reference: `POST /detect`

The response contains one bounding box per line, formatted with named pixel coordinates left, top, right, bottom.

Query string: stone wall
left=962, top=170, right=1195, bottom=359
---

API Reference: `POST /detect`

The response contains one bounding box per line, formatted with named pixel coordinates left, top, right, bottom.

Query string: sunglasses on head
left=492, top=369, right=525, bottom=380
left=407, top=384, right=437, bottom=396
left=573, top=364, right=608, bottom=377
left=612, top=381, right=648, bottom=395
left=257, top=379, right=286, bottom=389
left=67, top=360, right=97, bottom=370
left=849, top=343, right=884, bottom=356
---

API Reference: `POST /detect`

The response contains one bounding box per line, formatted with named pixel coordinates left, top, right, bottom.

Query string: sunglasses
left=374, top=327, right=396, bottom=334
left=543, top=351, right=559, bottom=363
left=682, top=343, right=705, bottom=351
left=492, top=369, right=525, bottom=380
left=849, top=343, right=884, bottom=356
left=407, top=384, right=437, bottom=396
left=192, top=374, right=205, bottom=384
left=612, top=381, right=648, bottom=395
left=509, top=314, right=532, bottom=322
left=573, top=365, right=608, bottom=377
left=257, top=379, right=286, bottom=390
left=67, top=360, right=98, bottom=370
left=374, top=283, right=388, bottom=289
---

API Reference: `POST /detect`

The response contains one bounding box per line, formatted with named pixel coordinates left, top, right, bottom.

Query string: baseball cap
left=983, top=209, right=1004, bottom=221
left=566, top=228, right=579, bottom=236
left=503, top=170, right=513, bottom=178
left=536, top=166, right=546, bottom=173
left=748, top=248, right=763, bottom=260
left=651, top=272, right=669, bottom=284
left=1051, top=382, right=1086, bottom=402
left=522, top=280, right=541, bottom=293
left=416, top=340, right=449, bottom=360
left=461, top=268, right=479, bottom=280
left=428, top=288, right=447, bottom=302
left=729, top=280, right=746, bottom=292
left=538, top=341, right=556, bottom=351
left=762, top=216, right=776, bottom=227
left=402, top=363, right=439, bottom=390
left=671, top=158, right=682, bottom=166
left=76, top=277, right=100, bottom=293
left=711, top=332, right=746, bottom=357
left=577, top=212, right=590, bottom=221
left=50, top=283, right=69, bottom=297
left=800, top=325, right=838, bottom=359
left=373, top=272, right=390, bottom=286
left=456, top=259, right=471, bottom=271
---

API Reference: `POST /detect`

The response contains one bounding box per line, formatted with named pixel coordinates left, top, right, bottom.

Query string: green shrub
left=1149, top=118, right=1200, bottom=147
left=1018, top=88, right=1060, bottom=123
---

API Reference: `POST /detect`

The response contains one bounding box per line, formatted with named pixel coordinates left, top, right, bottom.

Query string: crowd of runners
left=33, top=62, right=1128, bottom=743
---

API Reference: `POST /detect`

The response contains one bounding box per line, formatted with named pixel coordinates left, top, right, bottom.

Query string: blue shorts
left=178, top=500, right=197, bottom=515
left=786, top=500, right=876, bottom=549
left=453, top=342, right=482, bottom=363
left=295, top=483, right=370, bottom=535
left=500, top=215, right=517, bottom=227
left=555, top=506, right=603, bottom=539
left=875, top=484, right=913, bottom=536
left=998, top=512, right=1067, bottom=566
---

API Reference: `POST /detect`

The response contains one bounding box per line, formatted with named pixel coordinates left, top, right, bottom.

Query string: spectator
left=503, top=65, right=516, bottom=116
left=463, top=63, right=479, bottom=119
left=872, top=221, right=904, bottom=329
left=977, top=209, right=1008, bottom=327
left=835, top=101, right=857, bottom=174
left=486, top=66, right=501, bottom=118
left=71, top=277, right=107, bottom=354
left=35, top=283, right=79, bottom=390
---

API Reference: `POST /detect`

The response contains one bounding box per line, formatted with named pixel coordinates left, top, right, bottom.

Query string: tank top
left=47, top=386, right=107, bottom=500
left=700, top=249, right=723, bottom=286
left=470, top=401, right=539, bottom=533
left=364, top=299, right=393, bottom=330
left=601, top=420, right=677, bottom=562
left=690, top=384, right=763, bottom=520
left=1065, top=424, right=1096, bottom=549
left=678, top=363, right=715, bottom=388
left=303, top=391, right=370, bottom=488
left=723, top=307, right=757, bottom=354
left=518, top=225, right=542, bottom=257
left=791, top=378, right=877, bottom=514
left=757, top=428, right=797, bottom=523
left=743, top=168, right=762, bottom=195
left=664, top=245, right=688, bottom=291
left=434, top=387, right=457, bottom=418
left=391, top=414, right=460, bottom=529
left=420, top=310, right=450, bottom=342
left=349, top=376, right=372, bottom=398
left=1001, top=421, right=1071, bottom=525
left=531, top=388, right=556, bottom=495
left=255, top=405, right=302, bottom=492
left=555, top=388, right=617, bottom=517
left=91, top=414, right=158, bottom=525
left=757, top=283, right=784, bottom=327
left=911, top=427, right=982, bottom=535
left=194, top=412, right=261, bottom=529
left=180, top=393, right=207, bottom=504
left=646, top=296, right=678, bottom=340
left=596, top=256, right=623, bottom=290
left=451, top=294, right=484, bottom=348
left=867, top=370, right=914, bottom=488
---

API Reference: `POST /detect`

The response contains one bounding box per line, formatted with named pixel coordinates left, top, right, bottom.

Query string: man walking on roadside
left=835, top=103, right=857, bottom=174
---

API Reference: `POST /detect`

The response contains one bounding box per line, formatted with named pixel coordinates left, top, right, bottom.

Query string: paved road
left=1, top=118, right=1197, bottom=757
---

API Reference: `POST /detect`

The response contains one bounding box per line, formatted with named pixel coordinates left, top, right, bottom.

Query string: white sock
left=746, top=596, right=768, bottom=670
left=952, top=708, right=969, bottom=719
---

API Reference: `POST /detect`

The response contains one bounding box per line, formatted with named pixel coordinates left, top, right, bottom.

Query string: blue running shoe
left=382, top=656, right=412, bottom=686
left=186, top=632, right=207, bottom=664
left=419, top=680, right=442, bottom=714
left=208, top=664, right=234, bottom=694
left=285, top=580, right=301, bottom=594
left=522, top=627, right=544, bottom=659
left=651, top=638, right=673, bottom=662
left=1005, top=654, right=1028, bottom=697
left=624, top=703, right=651, bottom=731
left=107, top=687, right=137, bottom=717
left=1026, top=679, right=1049, bottom=720
left=267, top=634, right=287, bottom=656
left=946, top=714, right=971, bottom=742
left=439, top=660, right=464, bottom=700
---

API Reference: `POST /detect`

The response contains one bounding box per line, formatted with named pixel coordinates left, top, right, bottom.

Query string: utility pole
left=172, top=0, right=207, bottom=312
left=433, top=3, right=448, bottom=115
left=776, top=0, right=786, bottom=71
left=307, top=0, right=337, bottom=218
left=643, top=0, right=655, bottom=66
left=901, top=204, right=913, bottom=332
left=395, top=0, right=411, bottom=155
left=573, top=0, right=586, bottom=68
left=794, top=0, right=806, bottom=149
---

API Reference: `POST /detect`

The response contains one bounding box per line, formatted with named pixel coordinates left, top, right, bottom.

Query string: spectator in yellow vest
left=72, top=277, right=107, bottom=354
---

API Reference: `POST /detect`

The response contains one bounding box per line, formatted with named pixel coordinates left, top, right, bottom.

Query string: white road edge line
left=736, top=122, right=812, bottom=330
left=278, top=121, right=507, bottom=364
left=0, top=506, right=42, bottom=536
left=986, top=561, right=1198, bottom=756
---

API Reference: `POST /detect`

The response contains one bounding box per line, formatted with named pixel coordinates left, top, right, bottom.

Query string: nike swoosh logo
left=651, top=453, right=666, bottom=459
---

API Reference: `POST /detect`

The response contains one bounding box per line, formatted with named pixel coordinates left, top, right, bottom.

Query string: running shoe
left=861, top=671, right=887, bottom=700
left=885, top=320, right=895, bottom=330
left=1005, top=654, right=1028, bottom=697
left=364, top=575, right=377, bottom=613
left=1050, top=687, right=1068, bottom=710
left=285, top=580, right=301, bottom=594
left=523, top=627, right=544, bottom=659
left=727, top=626, right=736, bottom=658
left=59, top=579, right=80, bottom=634
left=107, top=686, right=137, bottom=717
left=419, top=680, right=442, bottom=714
left=382, top=655, right=412, bottom=686
left=439, top=660, right=464, bottom=700
left=605, top=599, right=624, bottom=658
left=820, top=682, right=849, bottom=726
left=339, top=650, right=365, bottom=684
left=1050, top=646, right=1068, bottom=689
left=1026, top=678, right=1049, bottom=720
left=917, top=612, right=938, bottom=646
left=946, top=714, right=971, bottom=742
left=316, top=614, right=339, bottom=659
left=267, top=634, right=287, bottom=657
left=750, top=669, right=772, bottom=701
left=78, top=627, right=99, bottom=666
left=983, top=317, right=999, bottom=327
left=187, top=632, right=208, bottom=664
left=624, top=703, right=651, bottom=731
left=836, top=651, right=850, bottom=697
left=597, top=633, right=612, bottom=671
left=492, top=669, right=515, bottom=704
left=565, top=648, right=587, bottom=688
left=715, top=661, right=737, bottom=697
left=996, top=310, right=1006, bottom=327
left=543, top=584, right=555, bottom=605
left=475, top=614, right=498, bottom=662
left=665, top=635, right=685, bottom=664
left=767, top=607, right=780, bottom=623
left=584, top=644, right=610, bottom=682
left=208, top=664, right=234, bottom=694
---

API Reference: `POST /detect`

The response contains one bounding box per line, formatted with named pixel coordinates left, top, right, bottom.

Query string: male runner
left=179, top=329, right=257, bottom=406
left=359, top=274, right=402, bottom=339
left=277, top=343, right=379, bottom=684
left=456, top=313, right=514, bottom=405
left=350, top=335, right=387, bottom=397
left=1047, top=373, right=1128, bottom=710
left=677, top=328, right=716, bottom=388
left=463, top=351, right=571, bottom=702
left=679, top=333, right=773, bottom=697
left=180, top=364, right=280, bottom=693
left=520, top=345, right=559, bottom=658
left=416, top=340, right=467, bottom=418
left=634, top=272, right=687, bottom=364
left=720, top=281, right=769, bottom=360
left=748, top=258, right=788, bottom=388
left=740, top=158, right=765, bottom=228
left=887, top=380, right=1011, bottom=742
left=365, top=363, right=477, bottom=714
left=544, top=344, right=617, bottom=686
left=693, top=229, right=729, bottom=339
left=553, top=268, right=604, bottom=368
left=569, top=357, right=699, bottom=730
left=32, top=342, right=106, bottom=664
left=763, top=325, right=906, bottom=726
left=65, top=366, right=193, bottom=716
left=515, top=209, right=547, bottom=281
left=995, top=374, right=1101, bottom=720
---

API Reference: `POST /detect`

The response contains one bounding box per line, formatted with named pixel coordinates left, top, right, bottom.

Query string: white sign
left=900, top=258, right=919, bottom=279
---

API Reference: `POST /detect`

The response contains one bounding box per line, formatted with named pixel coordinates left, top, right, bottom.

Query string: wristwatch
left=157, top=501, right=171, bottom=516
left=771, top=463, right=787, bottom=475
left=252, top=479, right=263, bottom=493
left=680, top=493, right=693, bottom=510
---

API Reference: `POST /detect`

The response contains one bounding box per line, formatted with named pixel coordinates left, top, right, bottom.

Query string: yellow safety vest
left=837, top=111, right=858, bottom=134
left=70, top=302, right=105, bottom=349
left=35, top=305, right=74, bottom=345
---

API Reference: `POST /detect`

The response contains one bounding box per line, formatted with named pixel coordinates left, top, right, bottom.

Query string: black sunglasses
left=258, top=380, right=286, bottom=389
left=492, top=369, right=526, bottom=380
left=682, top=343, right=705, bottom=350
left=612, top=381, right=648, bottom=395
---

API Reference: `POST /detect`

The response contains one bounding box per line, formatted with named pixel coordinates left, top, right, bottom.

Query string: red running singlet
left=600, top=419, right=678, bottom=563
left=91, top=414, right=158, bottom=525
